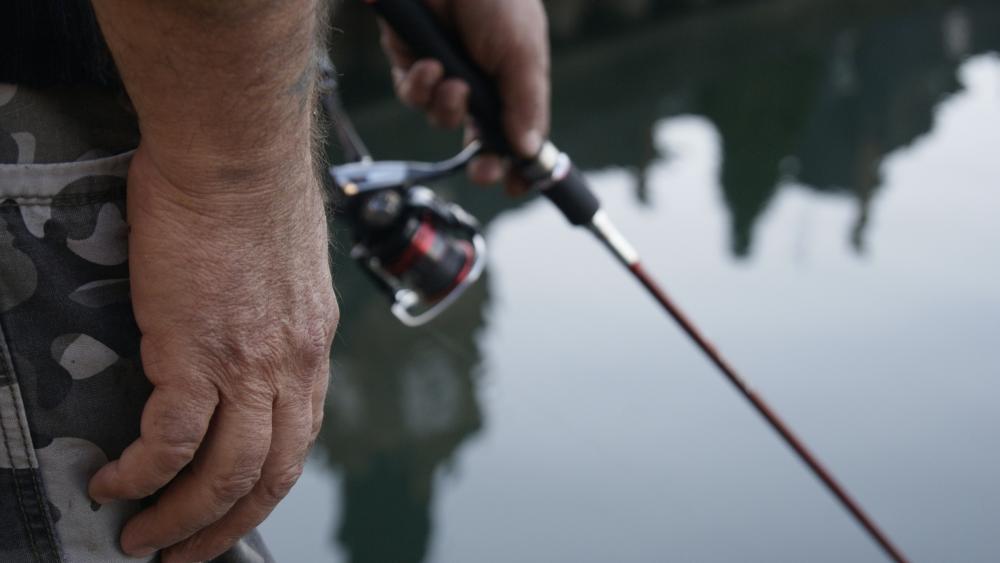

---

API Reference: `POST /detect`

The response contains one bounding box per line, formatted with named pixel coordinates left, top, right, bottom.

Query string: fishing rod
left=350, top=1, right=911, bottom=560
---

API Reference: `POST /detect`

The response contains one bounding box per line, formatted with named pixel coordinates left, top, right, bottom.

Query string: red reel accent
left=386, top=219, right=437, bottom=276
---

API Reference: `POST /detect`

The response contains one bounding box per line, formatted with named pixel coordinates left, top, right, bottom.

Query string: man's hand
left=380, top=0, right=551, bottom=194
left=89, top=148, right=336, bottom=562
left=87, top=1, right=336, bottom=561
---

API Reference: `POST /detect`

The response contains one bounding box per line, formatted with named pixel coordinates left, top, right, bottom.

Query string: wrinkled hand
left=87, top=147, right=338, bottom=562
left=380, top=0, right=550, bottom=194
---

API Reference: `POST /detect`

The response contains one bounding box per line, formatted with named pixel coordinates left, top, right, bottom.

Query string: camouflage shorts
left=0, top=84, right=274, bottom=562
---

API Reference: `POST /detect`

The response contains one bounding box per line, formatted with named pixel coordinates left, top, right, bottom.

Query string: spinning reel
left=321, top=59, right=486, bottom=327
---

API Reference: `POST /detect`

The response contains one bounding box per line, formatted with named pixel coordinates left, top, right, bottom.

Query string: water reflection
left=300, top=1, right=1000, bottom=561
left=317, top=255, right=488, bottom=562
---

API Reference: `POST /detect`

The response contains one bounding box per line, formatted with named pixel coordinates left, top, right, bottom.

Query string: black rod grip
left=544, top=166, right=600, bottom=226
left=366, top=0, right=510, bottom=153
left=367, top=0, right=603, bottom=227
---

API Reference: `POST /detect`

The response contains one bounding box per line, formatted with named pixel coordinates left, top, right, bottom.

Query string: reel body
left=341, top=183, right=486, bottom=327
left=322, top=55, right=486, bottom=327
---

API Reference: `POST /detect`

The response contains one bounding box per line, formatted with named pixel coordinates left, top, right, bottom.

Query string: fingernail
left=516, top=130, right=544, bottom=158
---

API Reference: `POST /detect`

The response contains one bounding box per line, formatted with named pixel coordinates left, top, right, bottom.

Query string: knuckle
left=310, top=411, right=325, bottom=443
left=223, top=303, right=337, bottom=372
left=209, top=468, right=260, bottom=505
left=170, top=531, right=238, bottom=563
left=326, top=295, right=342, bottom=332
left=164, top=539, right=201, bottom=563
left=260, top=464, right=304, bottom=505
left=207, top=444, right=266, bottom=504
left=213, top=333, right=274, bottom=373
left=198, top=293, right=339, bottom=393
left=153, top=440, right=199, bottom=475
left=294, top=318, right=337, bottom=370
left=307, top=418, right=325, bottom=449
left=149, top=416, right=204, bottom=470
left=157, top=418, right=203, bottom=450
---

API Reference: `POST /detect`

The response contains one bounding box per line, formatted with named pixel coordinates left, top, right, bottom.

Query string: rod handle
left=365, top=0, right=508, bottom=153
left=366, top=0, right=602, bottom=226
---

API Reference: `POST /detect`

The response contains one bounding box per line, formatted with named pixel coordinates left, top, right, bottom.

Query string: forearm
left=91, top=0, right=324, bottom=190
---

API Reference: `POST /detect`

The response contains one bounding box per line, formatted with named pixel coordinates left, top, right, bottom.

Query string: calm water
left=262, top=1, right=1000, bottom=561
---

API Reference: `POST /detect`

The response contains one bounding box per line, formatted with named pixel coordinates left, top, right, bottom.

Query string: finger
left=89, top=383, right=217, bottom=503
left=378, top=2, right=453, bottom=69
left=160, top=394, right=313, bottom=563
left=427, top=78, right=469, bottom=129
left=505, top=174, right=531, bottom=198
left=119, top=399, right=273, bottom=558
left=394, top=59, right=444, bottom=110
left=378, top=21, right=417, bottom=71
left=468, top=155, right=505, bottom=186
left=463, top=117, right=504, bottom=185
left=498, top=42, right=551, bottom=158
left=463, top=121, right=479, bottom=147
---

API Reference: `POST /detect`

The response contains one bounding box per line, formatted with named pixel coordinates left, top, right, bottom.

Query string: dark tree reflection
left=316, top=252, right=489, bottom=562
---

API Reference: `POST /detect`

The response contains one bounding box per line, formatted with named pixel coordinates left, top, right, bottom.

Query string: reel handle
left=365, top=0, right=601, bottom=226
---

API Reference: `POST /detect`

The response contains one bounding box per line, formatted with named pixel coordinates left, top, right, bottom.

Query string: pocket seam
left=0, top=151, right=133, bottom=203
left=2, top=190, right=125, bottom=209
left=0, top=323, right=64, bottom=562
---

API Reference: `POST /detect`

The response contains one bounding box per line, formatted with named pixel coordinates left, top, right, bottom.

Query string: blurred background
left=262, top=0, right=1000, bottom=561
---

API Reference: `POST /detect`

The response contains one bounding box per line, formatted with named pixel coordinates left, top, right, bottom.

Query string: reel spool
left=337, top=178, right=485, bottom=327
